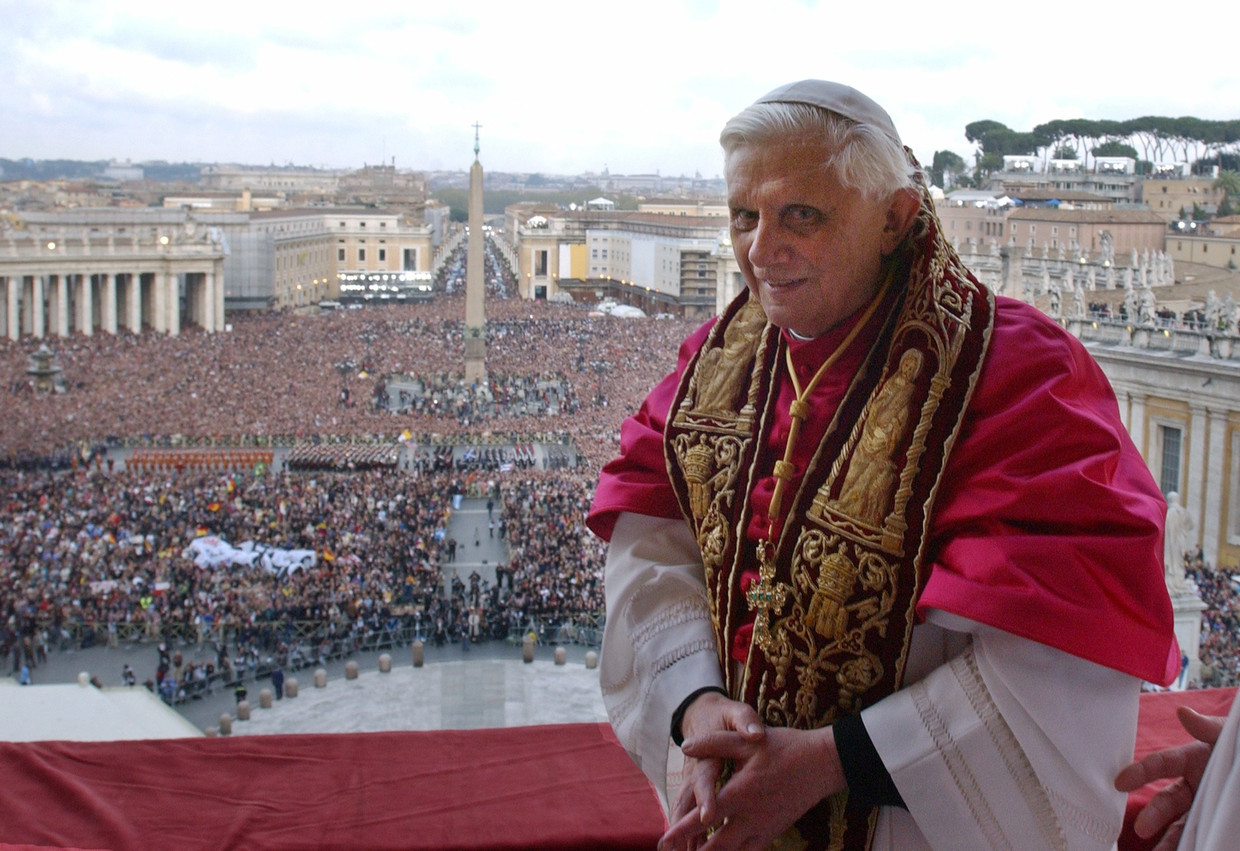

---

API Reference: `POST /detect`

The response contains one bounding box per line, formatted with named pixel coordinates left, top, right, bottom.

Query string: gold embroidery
left=806, top=544, right=857, bottom=641
left=833, top=349, right=922, bottom=526
left=689, top=300, right=768, bottom=419
left=683, top=441, right=718, bottom=519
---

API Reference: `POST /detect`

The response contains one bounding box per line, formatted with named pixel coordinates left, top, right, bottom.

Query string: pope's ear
left=880, top=188, right=920, bottom=255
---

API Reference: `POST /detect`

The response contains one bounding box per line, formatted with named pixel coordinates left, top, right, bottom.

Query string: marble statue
left=1163, top=492, right=1194, bottom=592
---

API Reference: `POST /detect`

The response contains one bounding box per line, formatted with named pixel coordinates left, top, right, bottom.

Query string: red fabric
left=1121, top=687, right=1237, bottom=851
left=0, top=724, right=664, bottom=851
left=588, top=295, right=1177, bottom=685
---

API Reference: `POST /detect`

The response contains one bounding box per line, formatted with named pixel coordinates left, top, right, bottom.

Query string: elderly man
left=588, top=80, right=1178, bottom=850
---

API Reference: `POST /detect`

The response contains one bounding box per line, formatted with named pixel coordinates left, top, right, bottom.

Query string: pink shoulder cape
left=589, top=297, right=1179, bottom=686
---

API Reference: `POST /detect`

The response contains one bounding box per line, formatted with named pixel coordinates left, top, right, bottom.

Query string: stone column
left=52, top=275, right=70, bottom=338
left=1127, top=392, right=1146, bottom=455
left=126, top=273, right=142, bottom=333
left=167, top=271, right=180, bottom=337
left=76, top=273, right=94, bottom=336
left=4, top=277, right=17, bottom=341
left=1186, top=403, right=1207, bottom=553
left=1200, top=410, right=1226, bottom=567
left=214, top=259, right=225, bottom=331
left=103, top=272, right=118, bottom=335
left=29, top=276, right=46, bottom=339
left=151, top=270, right=167, bottom=334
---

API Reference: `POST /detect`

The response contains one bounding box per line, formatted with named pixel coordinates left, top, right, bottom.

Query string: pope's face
left=726, top=137, right=911, bottom=338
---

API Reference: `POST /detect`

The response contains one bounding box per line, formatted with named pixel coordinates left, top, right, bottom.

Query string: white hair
left=720, top=102, right=920, bottom=200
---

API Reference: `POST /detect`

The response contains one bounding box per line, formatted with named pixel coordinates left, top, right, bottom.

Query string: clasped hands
left=659, top=691, right=846, bottom=851
left=1114, top=705, right=1226, bottom=851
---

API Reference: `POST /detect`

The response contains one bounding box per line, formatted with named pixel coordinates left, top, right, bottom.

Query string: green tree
left=1092, top=141, right=1139, bottom=159
left=930, top=150, right=968, bottom=188
left=1215, top=170, right=1240, bottom=217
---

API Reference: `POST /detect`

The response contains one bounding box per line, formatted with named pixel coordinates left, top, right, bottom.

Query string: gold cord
left=765, top=271, right=893, bottom=538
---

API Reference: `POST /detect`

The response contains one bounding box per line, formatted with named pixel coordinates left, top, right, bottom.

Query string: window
left=358, top=248, right=366, bottom=262
left=379, top=248, right=386, bottom=262
left=535, top=250, right=548, bottom=276
left=338, top=248, right=345, bottom=261
left=1158, top=425, right=1182, bottom=495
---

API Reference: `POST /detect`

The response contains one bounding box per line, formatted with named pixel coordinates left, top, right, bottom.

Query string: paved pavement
left=18, top=636, right=605, bottom=735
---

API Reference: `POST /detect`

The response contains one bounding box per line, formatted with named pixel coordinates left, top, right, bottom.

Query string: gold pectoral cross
left=746, top=539, right=791, bottom=656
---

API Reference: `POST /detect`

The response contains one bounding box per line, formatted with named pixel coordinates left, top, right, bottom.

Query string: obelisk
left=464, top=122, right=487, bottom=384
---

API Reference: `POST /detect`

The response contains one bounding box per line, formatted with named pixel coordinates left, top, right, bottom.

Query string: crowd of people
left=2, top=244, right=1238, bottom=711
left=387, top=369, right=582, bottom=423
left=1190, top=559, right=1240, bottom=687
left=0, top=293, right=696, bottom=473
left=1, top=460, right=605, bottom=694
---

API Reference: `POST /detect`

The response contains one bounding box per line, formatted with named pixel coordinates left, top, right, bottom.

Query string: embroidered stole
left=664, top=208, right=994, bottom=850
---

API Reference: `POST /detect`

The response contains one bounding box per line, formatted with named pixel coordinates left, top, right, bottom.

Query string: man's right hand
left=664, top=691, right=765, bottom=850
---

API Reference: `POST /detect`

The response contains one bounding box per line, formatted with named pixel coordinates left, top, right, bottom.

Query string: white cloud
left=1, top=0, right=1237, bottom=176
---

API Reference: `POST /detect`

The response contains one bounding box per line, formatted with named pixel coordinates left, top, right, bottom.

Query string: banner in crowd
left=181, top=536, right=317, bottom=577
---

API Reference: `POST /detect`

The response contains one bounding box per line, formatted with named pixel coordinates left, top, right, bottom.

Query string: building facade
left=508, top=208, right=726, bottom=319
left=1, top=209, right=226, bottom=340
left=1092, top=334, right=1240, bottom=570
left=1141, top=177, right=1225, bottom=223
left=1167, top=233, right=1240, bottom=272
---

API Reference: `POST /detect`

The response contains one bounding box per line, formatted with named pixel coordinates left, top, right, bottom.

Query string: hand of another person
left=1114, top=705, right=1226, bottom=851
left=661, top=716, right=844, bottom=851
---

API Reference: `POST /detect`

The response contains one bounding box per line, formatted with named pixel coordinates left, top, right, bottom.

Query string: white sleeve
left=863, top=610, right=1140, bottom=851
left=599, top=511, right=725, bottom=805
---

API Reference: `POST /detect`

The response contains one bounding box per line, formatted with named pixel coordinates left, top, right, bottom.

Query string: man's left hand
left=659, top=724, right=845, bottom=851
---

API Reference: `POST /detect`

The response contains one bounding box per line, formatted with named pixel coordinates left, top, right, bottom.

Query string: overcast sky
left=5, top=0, right=1237, bottom=179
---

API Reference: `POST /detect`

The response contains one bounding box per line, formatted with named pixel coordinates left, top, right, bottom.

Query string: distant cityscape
left=0, top=157, right=729, bottom=199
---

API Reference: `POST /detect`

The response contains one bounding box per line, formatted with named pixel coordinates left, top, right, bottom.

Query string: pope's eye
left=731, top=210, right=757, bottom=230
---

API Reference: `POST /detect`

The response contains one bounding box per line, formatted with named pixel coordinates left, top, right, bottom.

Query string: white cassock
left=1177, top=694, right=1240, bottom=850
left=601, top=512, right=1139, bottom=851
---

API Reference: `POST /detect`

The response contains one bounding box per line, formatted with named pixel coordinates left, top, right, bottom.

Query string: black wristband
left=670, top=686, right=728, bottom=746
left=833, top=713, right=906, bottom=810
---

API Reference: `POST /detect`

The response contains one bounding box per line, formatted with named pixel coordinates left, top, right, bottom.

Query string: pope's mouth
left=763, top=278, right=805, bottom=290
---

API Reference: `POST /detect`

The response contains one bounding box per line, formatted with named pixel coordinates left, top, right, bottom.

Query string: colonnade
left=1, top=263, right=226, bottom=341
left=1, top=228, right=227, bottom=341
